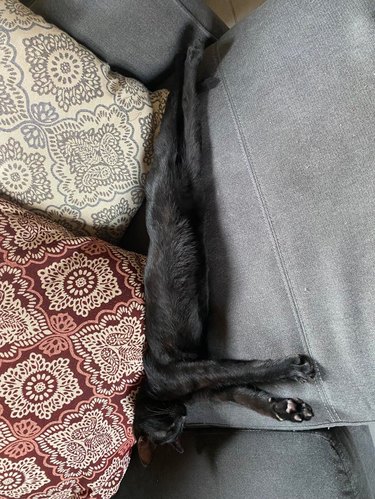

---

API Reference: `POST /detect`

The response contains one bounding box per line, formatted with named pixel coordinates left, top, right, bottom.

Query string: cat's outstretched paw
left=270, top=397, right=314, bottom=423
left=285, top=355, right=316, bottom=383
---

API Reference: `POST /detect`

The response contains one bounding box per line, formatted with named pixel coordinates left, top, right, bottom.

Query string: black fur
left=133, top=43, right=316, bottom=463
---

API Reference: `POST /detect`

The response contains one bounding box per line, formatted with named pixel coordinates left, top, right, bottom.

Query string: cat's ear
left=137, top=435, right=156, bottom=467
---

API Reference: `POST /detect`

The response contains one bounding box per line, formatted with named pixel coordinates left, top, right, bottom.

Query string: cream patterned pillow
left=0, top=0, right=168, bottom=241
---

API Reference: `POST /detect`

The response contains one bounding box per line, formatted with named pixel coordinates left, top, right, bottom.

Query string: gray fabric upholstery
left=186, top=0, right=375, bottom=429
left=117, top=426, right=375, bottom=499
left=27, top=0, right=227, bottom=86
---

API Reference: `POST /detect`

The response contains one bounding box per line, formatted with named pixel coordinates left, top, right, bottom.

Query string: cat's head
left=133, top=390, right=186, bottom=466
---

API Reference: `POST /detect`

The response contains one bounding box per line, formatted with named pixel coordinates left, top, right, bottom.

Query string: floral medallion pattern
left=24, top=32, right=103, bottom=112
left=0, top=458, right=49, bottom=498
left=0, top=353, right=82, bottom=419
left=38, top=252, right=122, bottom=317
left=0, top=138, right=52, bottom=205
left=72, top=303, right=145, bottom=395
left=48, top=105, right=138, bottom=208
left=0, top=198, right=146, bottom=498
left=36, top=398, right=126, bottom=478
left=0, top=0, right=168, bottom=241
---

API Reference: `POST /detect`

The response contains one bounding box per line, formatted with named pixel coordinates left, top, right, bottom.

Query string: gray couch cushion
left=117, top=426, right=375, bottom=499
left=188, top=0, right=375, bottom=429
left=27, top=0, right=227, bottom=86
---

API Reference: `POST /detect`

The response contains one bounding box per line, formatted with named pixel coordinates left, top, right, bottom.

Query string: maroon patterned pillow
left=0, top=198, right=146, bottom=499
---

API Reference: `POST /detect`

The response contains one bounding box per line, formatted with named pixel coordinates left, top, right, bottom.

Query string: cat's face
left=134, top=397, right=186, bottom=465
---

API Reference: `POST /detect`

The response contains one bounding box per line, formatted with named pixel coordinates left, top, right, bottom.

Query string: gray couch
left=26, top=0, right=375, bottom=497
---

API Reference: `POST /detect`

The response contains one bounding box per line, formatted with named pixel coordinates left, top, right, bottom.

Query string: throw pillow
left=0, top=197, right=146, bottom=499
left=0, top=0, right=168, bottom=241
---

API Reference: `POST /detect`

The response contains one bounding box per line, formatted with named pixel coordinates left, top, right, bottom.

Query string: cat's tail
left=182, top=41, right=205, bottom=185
left=150, top=84, right=180, bottom=175
left=144, top=56, right=184, bottom=212
left=146, top=42, right=204, bottom=207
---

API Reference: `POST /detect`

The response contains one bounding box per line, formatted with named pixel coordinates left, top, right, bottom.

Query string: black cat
left=133, top=43, right=315, bottom=466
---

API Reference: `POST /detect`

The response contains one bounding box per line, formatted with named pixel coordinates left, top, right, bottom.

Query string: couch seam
left=187, top=419, right=375, bottom=430
left=214, top=42, right=339, bottom=423
left=172, top=0, right=221, bottom=40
